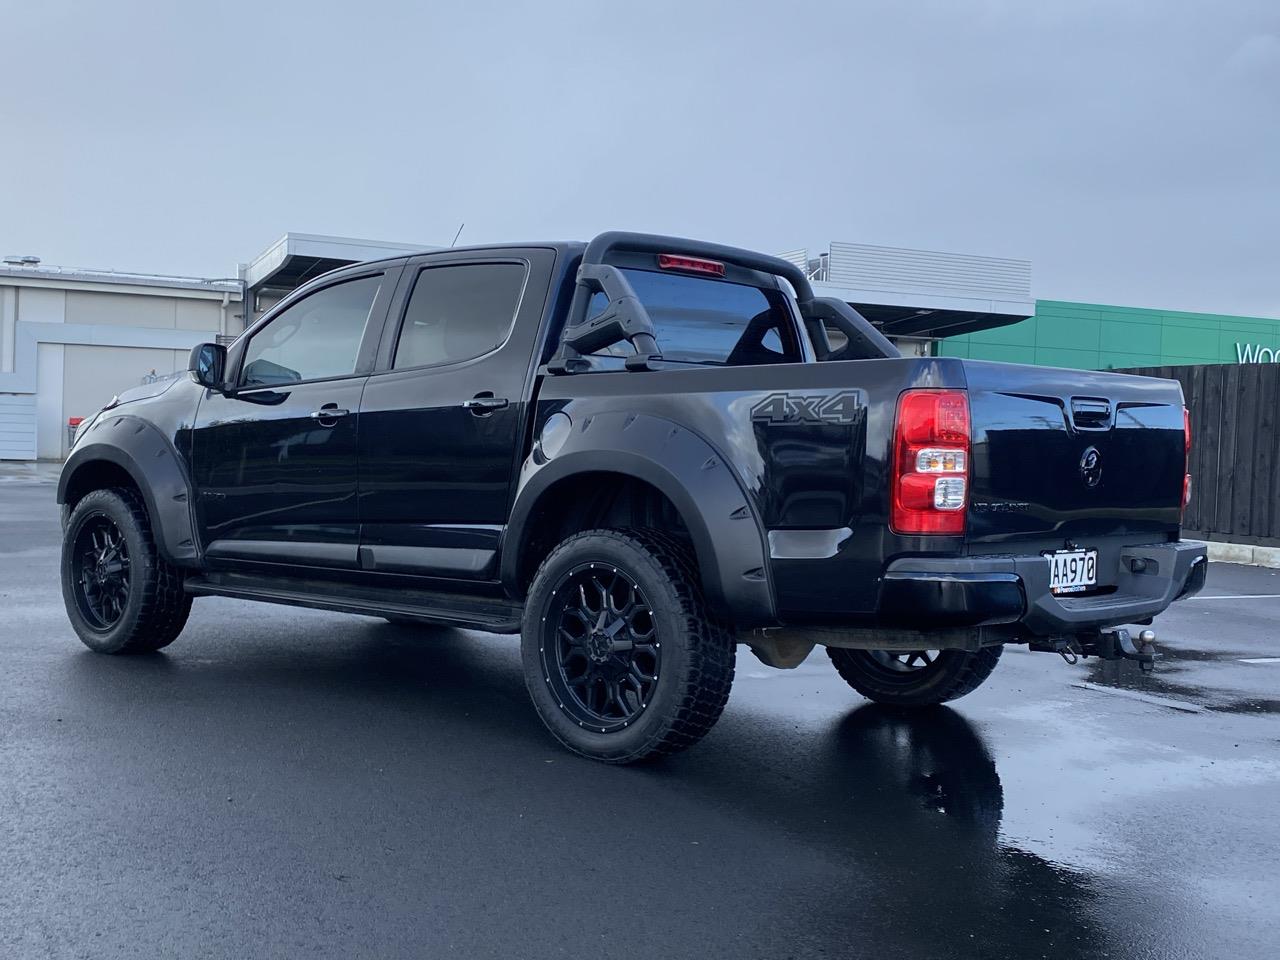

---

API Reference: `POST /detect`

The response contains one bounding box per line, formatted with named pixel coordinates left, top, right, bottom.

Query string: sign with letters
left=1235, top=343, right=1280, bottom=364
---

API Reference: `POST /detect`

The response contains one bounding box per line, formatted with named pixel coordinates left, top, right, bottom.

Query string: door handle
left=463, top=395, right=509, bottom=415
left=310, top=405, right=350, bottom=425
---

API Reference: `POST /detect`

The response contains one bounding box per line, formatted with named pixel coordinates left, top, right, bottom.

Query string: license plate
left=1045, top=549, right=1098, bottom=594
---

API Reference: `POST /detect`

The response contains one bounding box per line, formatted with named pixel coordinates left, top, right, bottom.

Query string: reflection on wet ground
left=1085, top=629, right=1280, bottom=715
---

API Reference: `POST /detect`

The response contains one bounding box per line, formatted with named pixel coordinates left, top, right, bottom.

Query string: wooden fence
left=1122, top=364, right=1279, bottom=546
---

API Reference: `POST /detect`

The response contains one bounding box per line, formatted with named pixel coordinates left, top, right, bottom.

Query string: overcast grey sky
left=1, top=0, right=1276, bottom=315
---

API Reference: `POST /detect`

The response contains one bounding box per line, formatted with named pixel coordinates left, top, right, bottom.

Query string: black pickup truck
left=58, top=231, right=1207, bottom=762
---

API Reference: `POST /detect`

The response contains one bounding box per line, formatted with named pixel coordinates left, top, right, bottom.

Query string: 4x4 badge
left=750, top=390, right=864, bottom=426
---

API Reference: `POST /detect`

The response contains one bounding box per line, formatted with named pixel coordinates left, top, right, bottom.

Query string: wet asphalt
left=1, top=469, right=1278, bottom=960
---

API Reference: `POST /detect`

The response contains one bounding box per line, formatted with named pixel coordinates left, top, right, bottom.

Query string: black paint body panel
left=963, top=361, right=1186, bottom=544
left=192, top=376, right=367, bottom=562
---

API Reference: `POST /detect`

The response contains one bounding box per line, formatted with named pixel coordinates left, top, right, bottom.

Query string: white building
left=0, top=262, right=242, bottom=460
left=777, top=242, right=1033, bottom=359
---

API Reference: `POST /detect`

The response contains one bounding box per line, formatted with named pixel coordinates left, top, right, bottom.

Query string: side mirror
left=188, top=342, right=227, bottom=389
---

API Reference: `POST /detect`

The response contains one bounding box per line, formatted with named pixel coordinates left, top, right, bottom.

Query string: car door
left=191, top=265, right=400, bottom=570
left=356, top=249, right=554, bottom=582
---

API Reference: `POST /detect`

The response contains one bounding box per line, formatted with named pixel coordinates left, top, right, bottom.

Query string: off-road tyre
left=61, top=487, right=191, bottom=654
left=521, top=528, right=735, bottom=763
left=826, top=645, right=1002, bottom=707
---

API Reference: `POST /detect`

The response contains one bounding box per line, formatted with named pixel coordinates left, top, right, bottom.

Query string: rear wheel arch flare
left=511, top=470, right=691, bottom=590
left=503, top=411, right=774, bottom=624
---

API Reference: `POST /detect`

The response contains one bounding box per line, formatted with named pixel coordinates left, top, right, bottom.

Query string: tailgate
left=963, top=360, right=1186, bottom=544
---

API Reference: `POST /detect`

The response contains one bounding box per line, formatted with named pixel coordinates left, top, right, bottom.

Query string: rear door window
left=393, top=262, right=528, bottom=369
left=585, top=269, right=801, bottom=368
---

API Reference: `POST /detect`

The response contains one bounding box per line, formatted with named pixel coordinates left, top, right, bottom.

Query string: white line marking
left=1184, top=595, right=1280, bottom=600
left=1238, top=657, right=1280, bottom=664
left=1072, top=682, right=1205, bottom=713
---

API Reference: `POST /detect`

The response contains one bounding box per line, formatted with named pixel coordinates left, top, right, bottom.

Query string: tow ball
left=1032, top=629, right=1161, bottom=672
left=1085, top=628, right=1160, bottom=672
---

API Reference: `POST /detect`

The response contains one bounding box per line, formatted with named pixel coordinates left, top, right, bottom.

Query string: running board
left=183, top=572, right=523, bottom=633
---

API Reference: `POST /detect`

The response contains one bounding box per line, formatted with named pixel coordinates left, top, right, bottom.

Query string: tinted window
left=394, top=263, right=527, bottom=369
left=585, top=269, right=801, bottom=368
left=242, top=275, right=381, bottom=386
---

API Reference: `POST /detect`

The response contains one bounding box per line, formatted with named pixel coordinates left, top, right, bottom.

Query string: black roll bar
left=549, top=231, right=897, bottom=373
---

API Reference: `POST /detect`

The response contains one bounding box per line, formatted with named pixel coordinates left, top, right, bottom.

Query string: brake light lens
left=657, top=253, right=726, bottom=277
left=1183, top=406, right=1192, bottom=510
left=891, top=389, right=970, bottom=535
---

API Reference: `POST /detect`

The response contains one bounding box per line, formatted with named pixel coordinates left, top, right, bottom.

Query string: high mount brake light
left=891, top=389, right=970, bottom=535
left=657, top=253, right=726, bottom=277
left=1183, top=406, right=1192, bottom=511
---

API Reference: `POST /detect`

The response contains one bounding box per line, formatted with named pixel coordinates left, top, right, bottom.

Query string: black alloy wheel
left=826, top=644, right=1003, bottom=707
left=521, top=528, right=735, bottom=763
left=71, top=515, right=132, bottom=629
left=60, top=487, right=191, bottom=654
left=865, top=649, right=942, bottom=676
left=540, top=563, right=660, bottom=733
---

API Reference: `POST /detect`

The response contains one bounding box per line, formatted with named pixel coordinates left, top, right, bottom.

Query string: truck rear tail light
left=657, top=253, right=726, bottom=277
left=891, top=389, right=970, bottom=535
left=1183, top=406, right=1192, bottom=511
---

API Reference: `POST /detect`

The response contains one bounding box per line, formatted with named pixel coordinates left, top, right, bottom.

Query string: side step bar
left=184, top=572, right=523, bottom=633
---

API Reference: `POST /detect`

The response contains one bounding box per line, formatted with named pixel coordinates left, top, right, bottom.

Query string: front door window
left=242, top=275, right=382, bottom=387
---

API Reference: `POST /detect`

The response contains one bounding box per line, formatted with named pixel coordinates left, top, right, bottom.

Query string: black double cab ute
left=58, top=231, right=1207, bottom=762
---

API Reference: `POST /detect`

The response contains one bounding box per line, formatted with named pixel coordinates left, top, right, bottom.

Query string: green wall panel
left=937, top=300, right=1280, bottom=370
left=1160, top=324, right=1219, bottom=359
left=1033, top=346, right=1100, bottom=369
left=1100, top=321, right=1161, bottom=354
left=967, top=343, right=1035, bottom=364
left=1037, top=316, right=1101, bottom=351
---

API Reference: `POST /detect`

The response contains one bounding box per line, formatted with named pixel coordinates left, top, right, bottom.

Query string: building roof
left=0, top=262, right=242, bottom=296
left=243, top=233, right=437, bottom=293
left=780, top=241, right=1035, bottom=339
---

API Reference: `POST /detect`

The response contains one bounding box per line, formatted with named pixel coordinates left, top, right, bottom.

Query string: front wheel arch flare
left=58, top=418, right=199, bottom=565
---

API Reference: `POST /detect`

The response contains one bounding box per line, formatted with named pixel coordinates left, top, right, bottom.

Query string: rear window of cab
left=584, top=268, right=802, bottom=368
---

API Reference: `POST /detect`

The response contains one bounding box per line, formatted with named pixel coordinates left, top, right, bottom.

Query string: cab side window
left=241, top=275, right=382, bottom=387
left=393, top=263, right=528, bottom=369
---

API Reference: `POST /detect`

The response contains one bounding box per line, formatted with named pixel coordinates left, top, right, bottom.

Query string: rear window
left=584, top=268, right=801, bottom=368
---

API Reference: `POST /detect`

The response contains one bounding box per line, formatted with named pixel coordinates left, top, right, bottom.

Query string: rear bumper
left=878, top=540, right=1207, bottom=635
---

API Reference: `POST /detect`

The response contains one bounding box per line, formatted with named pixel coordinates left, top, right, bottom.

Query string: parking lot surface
left=2, top=469, right=1278, bottom=959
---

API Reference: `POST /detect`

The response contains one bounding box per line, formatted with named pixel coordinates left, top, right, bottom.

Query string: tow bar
left=1032, top=628, right=1161, bottom=672
left=1085, top=628, right=1160, bottom=672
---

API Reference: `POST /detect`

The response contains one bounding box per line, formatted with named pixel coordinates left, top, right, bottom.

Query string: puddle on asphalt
left=1083, top=653, right=1280, bottom=715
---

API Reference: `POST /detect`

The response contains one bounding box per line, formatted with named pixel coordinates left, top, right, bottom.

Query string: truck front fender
left=503, top=410, right=776, bottom=626
left=58, top=415, right=200, bottom=566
